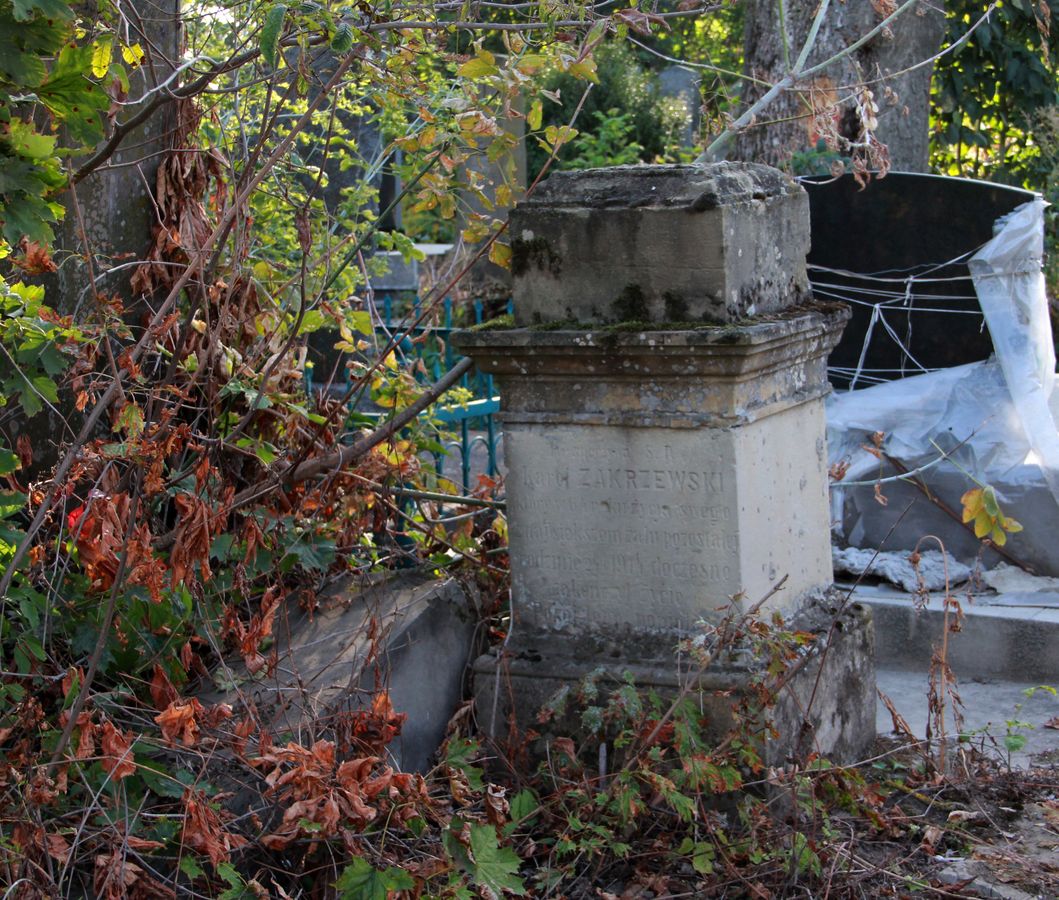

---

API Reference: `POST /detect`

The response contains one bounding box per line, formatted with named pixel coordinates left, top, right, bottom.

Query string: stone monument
left=454, top=163, right=875, bottom=763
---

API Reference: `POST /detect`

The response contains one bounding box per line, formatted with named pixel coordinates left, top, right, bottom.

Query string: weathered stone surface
left=864, top=587, right=1059, bottom=684
left=504, top=409, right=830, bottom=636
left=203, top=573, right=482, bottom=772
left=509, top=162, right=811, bottom=326
left=475, top=596, right=876, bottom=766
left=457, top=309, right=847, bottom=637
left=459, top=308, right=846, bottom=428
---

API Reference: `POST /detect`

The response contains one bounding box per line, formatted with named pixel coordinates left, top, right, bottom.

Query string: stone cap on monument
left=509, top=162, right=811, bottom=327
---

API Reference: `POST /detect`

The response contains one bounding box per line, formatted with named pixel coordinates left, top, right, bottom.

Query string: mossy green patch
left=469, top=313, right=515, bottom=331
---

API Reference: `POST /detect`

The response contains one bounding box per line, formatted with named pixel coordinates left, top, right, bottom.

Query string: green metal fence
left=305, top=295, right=507, bottom=493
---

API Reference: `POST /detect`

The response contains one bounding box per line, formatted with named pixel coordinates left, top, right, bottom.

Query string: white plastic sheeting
left=828, top=199, right=1059, bottom=569
left=969, top=199, right=1059, bottom=507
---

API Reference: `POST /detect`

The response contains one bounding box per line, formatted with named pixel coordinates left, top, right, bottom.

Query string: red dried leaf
left=12, top=240, right=57, bottom=275
left=61, top=666, right=84, bottom=699
left=74, top=494, right=130, bottom=591
left=72, top=711, right=97, bottom=761
left=238, top=587, right=282, bottom=675
left=124, top=835, right=166, bottom=852
left=485, top=784, right=509, bottom=827
left=180, top=641, right=194, bottom=672
left=200, top=702, right=233, bottom=730
left=181, top=789, right=246, bottom=868
left=46, top=832, right=71, bottom=863
left=348, top=691, right=406, bottom=755
left=150, top=664, right=179, bottom=712
left=155, top=699, right=205, bottom=747
left=170, top=492, right=214, bottom=587
left=232, top=715, right=256, bottom=756
left=126, top=523, right=167, bottom=603
left=15, top=434, right=32, bottom=471
left=100, top=720, right=136, bottom=780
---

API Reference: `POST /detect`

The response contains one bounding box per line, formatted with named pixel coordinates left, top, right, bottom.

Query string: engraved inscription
left=509, top=430, right=740, bottom=631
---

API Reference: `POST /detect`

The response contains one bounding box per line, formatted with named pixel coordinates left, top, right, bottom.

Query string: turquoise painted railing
left=305, top=296, right=508, bottom=493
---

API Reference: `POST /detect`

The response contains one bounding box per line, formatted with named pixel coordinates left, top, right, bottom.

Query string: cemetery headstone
left=455, top=163, right=876, bottom=763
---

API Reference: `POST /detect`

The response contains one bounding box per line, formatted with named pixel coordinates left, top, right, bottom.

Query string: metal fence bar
left=304, top=295, right=506, bottom=496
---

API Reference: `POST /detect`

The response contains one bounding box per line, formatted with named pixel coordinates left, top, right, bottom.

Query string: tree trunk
left=733, top=0, right=946, bottom=172
left=18, top=3, right=182, bottom=475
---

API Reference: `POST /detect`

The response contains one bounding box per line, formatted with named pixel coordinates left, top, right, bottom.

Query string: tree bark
left=13, top=4, right=183, bottom=475
left=733, top=0, right=946, bottom=172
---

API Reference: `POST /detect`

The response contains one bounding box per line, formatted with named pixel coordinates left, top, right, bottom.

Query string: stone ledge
left=515, top=162, right=801, bottom=211
left=474, top=597, right=876, bottom=766
left=455, top=306, right=848, bottom=427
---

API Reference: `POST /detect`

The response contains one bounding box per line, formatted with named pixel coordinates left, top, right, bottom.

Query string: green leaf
left=444, top=737, right=485, bottom=790
left=21, top=633, right=47, bottom=662
left=14, top=376, right=42, bottom=417
left=17, top=593, right=40, bottom=631
left=457, top=54, right=499, bottom=80
left=261, top=4, right=288, bottom=68
left=677, top=838, right=715, bottom=875
left=37, top=44, right=109, bottom=145
left=179, top=856, right=204, bottom=880
left=509, top=788, right=538, bottom=824
left=115, top=401, right=145, bottom=438
left=468, top=824, right=526, bottom=897
left=0, top=491, right=27, bottom=518
left=32, top=375, right=58, bottom=403
left=1004, top=732, right=1028, bottom=753
left=6, top=121, right=58, bottom=160
left=527, top=99, right=542, bottom=131
left=0, top=8, right=70, bottom=87
left=336, top=857, right=414, bottom=900
left=332, top=21, right=353, bottom=53
left=2, top=190, right=59, bottom=245
left=282, top=535, right=336, bottom=571
left=350, top=310, right=373, bottom=333
left=12, top=0, right=74, bottom=21
left=0, top=450, right=20, bottom=476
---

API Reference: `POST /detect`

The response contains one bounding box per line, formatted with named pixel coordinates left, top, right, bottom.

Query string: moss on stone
left=529, top=318, right=581, bottom=331
left=463, top=299, right=846, bottom=335
left=469, top=313, right=516, bottom=331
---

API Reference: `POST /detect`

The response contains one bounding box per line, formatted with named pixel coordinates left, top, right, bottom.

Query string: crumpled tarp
left=828, top=199, right=1059, bottom=576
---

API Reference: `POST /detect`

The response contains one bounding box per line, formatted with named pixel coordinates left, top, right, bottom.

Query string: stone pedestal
left=455, top=164, right=875, bottom=763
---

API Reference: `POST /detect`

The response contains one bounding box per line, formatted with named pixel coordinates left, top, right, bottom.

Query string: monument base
left=473, top=595, right=875, bottom=766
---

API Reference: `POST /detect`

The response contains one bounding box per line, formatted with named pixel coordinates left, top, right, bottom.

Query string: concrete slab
left=876, top=666, right=1059, bottom=768
left=848, top=582, right=1059, bottom=683
left=852, top=580, right=1059, bottom=767
left=204, top=573, right=483, bottom=772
